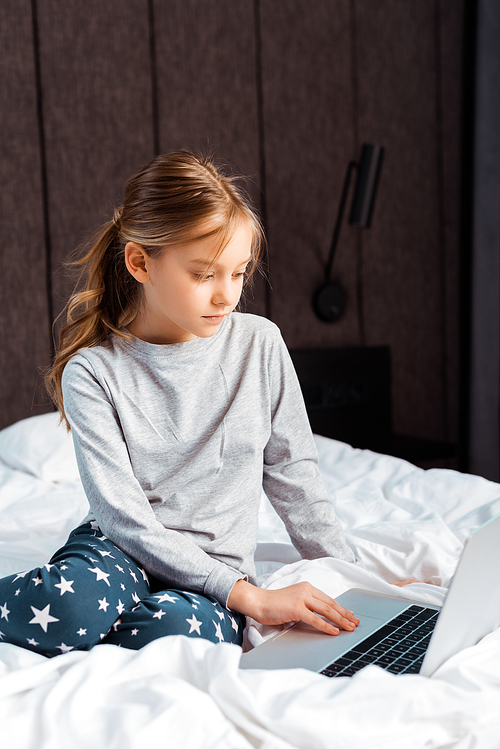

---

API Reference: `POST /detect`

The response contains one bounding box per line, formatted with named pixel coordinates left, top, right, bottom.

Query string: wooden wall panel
left=355, top=0, right=445, bottom=439
left=439, top=0, right=464, bottom=444
left=259, top=0, right=360, bottom=347
left=36, top=0, right=155, bottom=321
left=153, top=0, right=265, bottom=316
left=0, top=0, right=52, bottom=428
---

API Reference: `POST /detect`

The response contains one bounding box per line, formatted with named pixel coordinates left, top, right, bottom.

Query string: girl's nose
left=212, top=278, right=238, bottom=307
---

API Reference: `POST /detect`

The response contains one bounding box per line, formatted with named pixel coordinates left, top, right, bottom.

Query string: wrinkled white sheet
left=0, top=414, right=499, bottom=748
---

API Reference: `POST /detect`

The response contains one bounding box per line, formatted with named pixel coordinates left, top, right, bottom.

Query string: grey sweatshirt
left=62, top=312, right=355, bottom=606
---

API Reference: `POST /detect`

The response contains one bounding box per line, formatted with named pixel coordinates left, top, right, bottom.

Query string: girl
left=0, top=152, right=359, bottom=657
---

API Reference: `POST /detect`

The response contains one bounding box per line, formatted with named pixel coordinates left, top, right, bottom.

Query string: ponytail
left=45, top=151, right=265, bottom=429
left=46, top=217, right=139, bottom=427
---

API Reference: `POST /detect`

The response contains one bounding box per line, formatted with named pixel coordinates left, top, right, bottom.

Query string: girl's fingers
left=313, top=592, right=360, bottom=626
left=311, top=598, right=358, bottom=632
left=327, top=598, right=360, bottom=624
left=300, top=607, right=341, bottom=635
left=297, top=588, right=360, bottom=633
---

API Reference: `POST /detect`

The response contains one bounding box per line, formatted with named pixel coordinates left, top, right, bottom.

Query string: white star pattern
left=54, top=576, right=75, bottom=596
left=132, top=592, right=140, bottom=604
left=44, top=564, right=54, bottom=572
left=0, top=631, right=5, bottom=640
left=88, top=567, right=111, bottom=586
left=56, top=643, right=74, bottom=654
left=60, top=565, right=68, bottom=571
left=89, top=557, right=99, bottom=564
left=32, top=577, right=43, bottom=586
left=131, top=628, right=139, bottom=636
left=112, top=618, right=122, bottom=632
left=213, top=621, right=224, bottom=643
left=186, top=614, right=202, bottom=635
left=0, top=603, right=10, bottom=621
left=15, top=589, right=21, bottom=596
left=138, top=567, right=148, bottom=581
left=120, top=584, right=126, bottom=591
left=13, top=571, right=29, bottom=581
left=29, top=604, right=59, bottom=632
left=98, top=597, right=110, bottom=612
left=129, top=570, right=138, bottom=584
left=214, top=609, right=225, bottom=621
left=26, top=638, right=39, bottom=646
left=155, top=592, right=177, bottom=604
left=229, top=615, right=239, bottom=633
left=153, top=609, right=166, bottom=620
left=98, top=550, right=115, bottom=558
left=77, top=628, right=87, bottom=636
left=116, top=600, right=125, bottom=615
left=115, top=565, right=124, bottom=573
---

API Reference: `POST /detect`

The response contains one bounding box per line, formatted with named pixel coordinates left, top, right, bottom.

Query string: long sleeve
left=263, top=335, right=355, bottom=563
left=62, top=356, right=245, bottom=606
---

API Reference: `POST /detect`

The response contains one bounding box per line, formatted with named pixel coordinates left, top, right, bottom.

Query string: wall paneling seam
left=349, top=0, right=365, bottom=346
left=148, top=0, right=160, bottom=156
left=458, top=0, right=477, bottom=471
left=253, top=0, right=272, bottom=321
left=434, top=0, right=449, bottom=441
left=30, top=0, right=54, bottom=359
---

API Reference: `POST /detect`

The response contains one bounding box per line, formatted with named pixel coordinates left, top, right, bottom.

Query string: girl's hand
left=228, top=579, right=359, bottom=636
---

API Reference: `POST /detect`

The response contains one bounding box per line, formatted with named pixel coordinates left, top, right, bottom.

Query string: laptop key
left=404, top=663, right=422, bottom=674
left=367, top=646, right=390, bottom=658
left=321, top=662, right=345, bottom=676
left=386, top=662, right=406, bottom=673
left=407, top=644, right=427, bottom=657
left=376, top=655, right=397, bottom=666
left=394, top=656, right=414, bottom=666
left=390, top=643, right=409, bottom=655
left=350, top=624, right=400, bottom=653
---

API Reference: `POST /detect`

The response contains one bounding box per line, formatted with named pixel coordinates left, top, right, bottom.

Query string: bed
left=0, top=412, right=499, bottom=748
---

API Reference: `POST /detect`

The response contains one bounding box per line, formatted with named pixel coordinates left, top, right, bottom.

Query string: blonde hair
left=46, top=151, right=265, bottom=428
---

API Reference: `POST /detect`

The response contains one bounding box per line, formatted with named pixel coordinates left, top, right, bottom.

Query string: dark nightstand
left=289, top=346, right=456, bottom=464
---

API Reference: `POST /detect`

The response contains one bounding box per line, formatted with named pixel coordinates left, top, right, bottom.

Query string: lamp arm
left=324, top=160, right=358, bottom=284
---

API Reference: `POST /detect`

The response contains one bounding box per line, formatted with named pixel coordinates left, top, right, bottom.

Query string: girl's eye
left=193, top=273, right=213, bottom=281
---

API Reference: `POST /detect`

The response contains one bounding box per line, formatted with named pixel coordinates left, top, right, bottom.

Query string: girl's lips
left=202, top=314, right=226, bottom=323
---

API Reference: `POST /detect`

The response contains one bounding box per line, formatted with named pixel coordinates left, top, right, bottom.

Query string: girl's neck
left=126, top=311, right=198, bottom=345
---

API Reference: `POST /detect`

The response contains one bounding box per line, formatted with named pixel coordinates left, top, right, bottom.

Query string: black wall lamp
left=313, top=143, right=385, bottom=322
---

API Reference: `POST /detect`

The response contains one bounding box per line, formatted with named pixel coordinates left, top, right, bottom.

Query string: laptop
left=240, top=512, right=500, bottom=678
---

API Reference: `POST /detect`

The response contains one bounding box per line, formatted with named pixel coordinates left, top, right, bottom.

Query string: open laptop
left=240, top=512, right=500, bottom=678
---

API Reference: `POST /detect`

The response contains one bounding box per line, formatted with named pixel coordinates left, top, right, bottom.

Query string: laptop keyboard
left=321, top=605, right=439, bottom=678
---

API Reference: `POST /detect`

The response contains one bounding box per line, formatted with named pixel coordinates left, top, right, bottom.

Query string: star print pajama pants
left=0, top=523, right=245, bottom=657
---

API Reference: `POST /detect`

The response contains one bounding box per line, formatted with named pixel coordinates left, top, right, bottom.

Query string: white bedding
left=1, top=413, right=499, bottom=748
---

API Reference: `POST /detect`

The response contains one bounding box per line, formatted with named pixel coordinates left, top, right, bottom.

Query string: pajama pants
left=0, top=523, right=245, bottom=657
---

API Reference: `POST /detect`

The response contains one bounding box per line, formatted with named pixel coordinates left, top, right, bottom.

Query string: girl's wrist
left=227, top=578, right=262, bottom=618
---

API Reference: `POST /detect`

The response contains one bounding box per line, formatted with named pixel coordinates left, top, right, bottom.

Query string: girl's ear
left=125, top=242, right=150, bottom=284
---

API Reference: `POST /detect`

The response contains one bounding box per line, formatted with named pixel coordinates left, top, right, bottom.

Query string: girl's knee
left=100, top=589, right=245, bottom=649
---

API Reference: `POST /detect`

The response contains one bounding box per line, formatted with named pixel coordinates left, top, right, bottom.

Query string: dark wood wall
left=0, top=0, right=464, bottom=457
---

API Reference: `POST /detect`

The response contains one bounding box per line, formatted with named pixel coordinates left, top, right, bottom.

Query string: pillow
left=0, top=412, right=80, bottom=483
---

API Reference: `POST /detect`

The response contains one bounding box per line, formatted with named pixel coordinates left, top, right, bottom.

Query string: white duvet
left=0, top=413, right=499, bottom=749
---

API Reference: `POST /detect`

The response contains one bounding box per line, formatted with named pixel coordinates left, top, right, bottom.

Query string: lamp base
left=312, top=282, right=346, bottom=322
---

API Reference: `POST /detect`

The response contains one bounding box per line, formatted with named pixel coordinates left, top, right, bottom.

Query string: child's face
left=130, top=221, right=253, bottom=344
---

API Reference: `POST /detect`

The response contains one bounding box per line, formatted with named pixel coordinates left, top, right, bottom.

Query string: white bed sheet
left=0, top=413, right=499, bottom=748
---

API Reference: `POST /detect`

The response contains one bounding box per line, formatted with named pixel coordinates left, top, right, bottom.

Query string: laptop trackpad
left=240, top=589, right=411, bottom=672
